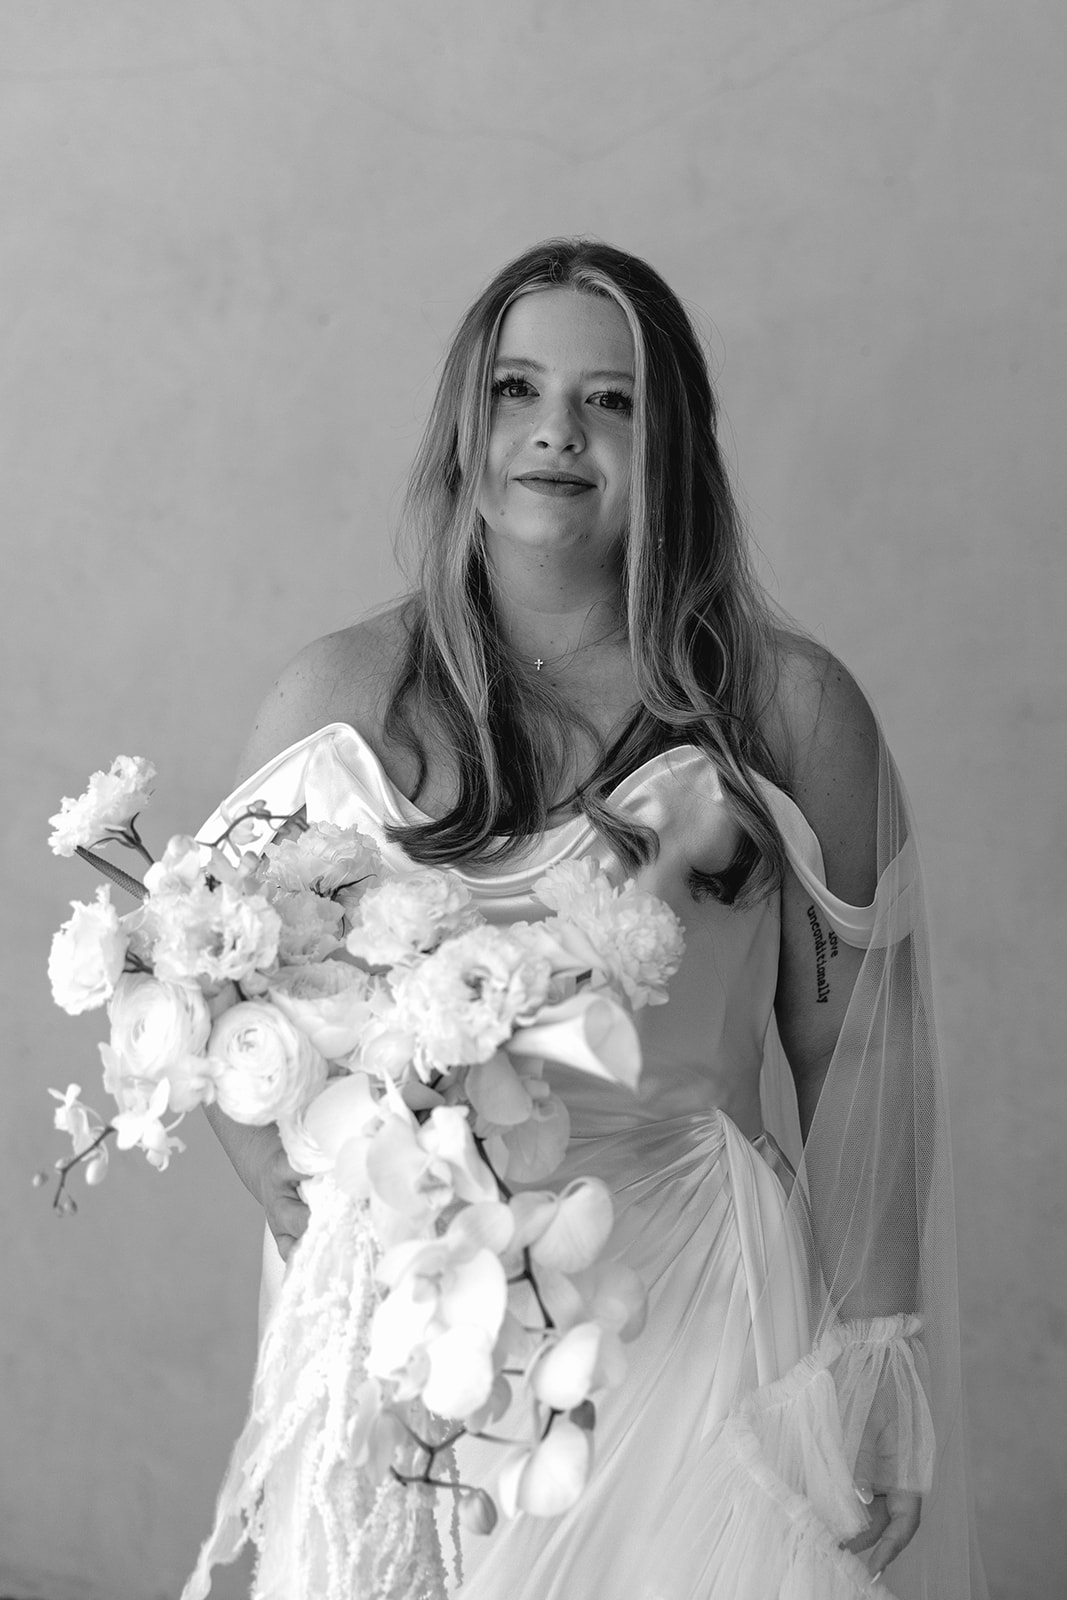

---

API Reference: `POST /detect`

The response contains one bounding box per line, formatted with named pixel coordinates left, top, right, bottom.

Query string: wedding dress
left=194, top=722, right=985, bottom=1600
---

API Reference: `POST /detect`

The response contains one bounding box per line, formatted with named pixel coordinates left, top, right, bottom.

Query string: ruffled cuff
left=817, top=1314, right=935, bottom=1494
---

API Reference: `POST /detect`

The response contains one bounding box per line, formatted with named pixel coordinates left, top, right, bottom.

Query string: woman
left=202, top=239, right=983, bottom=1598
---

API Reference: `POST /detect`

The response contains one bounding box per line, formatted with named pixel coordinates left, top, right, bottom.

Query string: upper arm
left=770, top=646, right=881, bottom=1097
left=234, top=615, right=401, bottom=785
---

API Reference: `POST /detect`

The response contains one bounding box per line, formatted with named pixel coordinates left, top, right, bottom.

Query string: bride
left=200, top=238, right=985, bottom=1597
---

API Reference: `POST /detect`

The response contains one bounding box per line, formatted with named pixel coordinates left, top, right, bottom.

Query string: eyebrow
left=493, top=355, right=635, bottom=383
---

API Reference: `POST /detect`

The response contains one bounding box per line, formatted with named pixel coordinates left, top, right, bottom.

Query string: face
left=475, top=288, right=635, bottom=561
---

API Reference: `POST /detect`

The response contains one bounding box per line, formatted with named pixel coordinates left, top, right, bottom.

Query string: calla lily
left=498, top=1420, right=593, bottom=1518
left=528, top=1178, right=615, bottom=1274
left=507, top=992, right=641, bottom=1089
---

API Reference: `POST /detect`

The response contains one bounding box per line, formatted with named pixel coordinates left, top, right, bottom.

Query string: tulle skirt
left=447, top=1108, right=892, bottom=1600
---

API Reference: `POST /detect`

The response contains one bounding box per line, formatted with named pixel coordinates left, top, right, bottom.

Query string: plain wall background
left=3, top=3, right=1064, bottom=1596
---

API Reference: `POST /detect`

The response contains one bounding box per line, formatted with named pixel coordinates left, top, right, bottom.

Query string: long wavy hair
left=384, top=237, right=790, bottom=903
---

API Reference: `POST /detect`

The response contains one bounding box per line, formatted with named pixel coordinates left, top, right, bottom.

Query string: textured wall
left=2, top=4, right=1064, bottom=1597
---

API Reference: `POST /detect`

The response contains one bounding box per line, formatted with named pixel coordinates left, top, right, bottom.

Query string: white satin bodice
left=201, top=724, right=884, bottom=1142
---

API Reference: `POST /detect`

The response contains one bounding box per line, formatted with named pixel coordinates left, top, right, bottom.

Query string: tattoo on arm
left=805, top=904, right=838, bottom=1003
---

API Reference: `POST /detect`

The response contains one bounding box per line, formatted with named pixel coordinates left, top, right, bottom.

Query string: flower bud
left=569, top=1400, right=596, bottom=1431
left=458, top=1488, right=498, bottom=1536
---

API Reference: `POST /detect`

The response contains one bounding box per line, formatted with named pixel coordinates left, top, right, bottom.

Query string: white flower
left=48, top=888, right=129, bottom=1014
left=391, top=927, right=553, bottom=1073
left=365, top=1104, right=498, bottom=1229
left=112, top=1078, right=185, bottom=1170
left=263, top=822, right=380, bottom=896
left=497, top=1420, right=593, bottom=1518
left=345, top=869, right=478, bottom=966
left=466, top=1053, right=571, bottom=1183
left=530, top=1321, right=625, bottom=1410
left=507, top=1178, right=616, bottom=1273
left=142, top=835, right=213, bottom=897
left=266, top=961, right=378, bottom=1061
left=105, top=973, right=214, bottom=1113
left=534, top=859, right=685, bottom=1008
left=48, top=756, right=157, bottom=856
left=146, top=880, right=280, bottom=986
left=207, top=1001, right=327, bottom=1124
left=278, top=1071, right=384, bottom=1179
left=49, top=1083, right=99, bottom=1153
left=268, top=887, right=345, bottom=965
left=368, top=1223, right=510, bottom=1417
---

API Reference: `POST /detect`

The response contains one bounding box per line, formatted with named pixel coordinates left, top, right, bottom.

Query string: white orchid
left=111, top=1079, right=185, bottom=1170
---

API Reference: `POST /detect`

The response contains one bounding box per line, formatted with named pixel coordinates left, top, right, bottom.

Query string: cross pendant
left=534, top=658, right=545, bottom=671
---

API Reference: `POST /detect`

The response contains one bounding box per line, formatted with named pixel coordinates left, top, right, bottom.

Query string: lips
left=514, top=470, right=595, bottom=497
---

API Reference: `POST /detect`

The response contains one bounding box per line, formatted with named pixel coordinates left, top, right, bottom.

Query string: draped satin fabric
left=199, top=723, right=985, bottom=1600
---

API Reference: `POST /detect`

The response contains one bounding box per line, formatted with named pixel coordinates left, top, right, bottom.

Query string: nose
left=532, top=392, right=585, bottom=454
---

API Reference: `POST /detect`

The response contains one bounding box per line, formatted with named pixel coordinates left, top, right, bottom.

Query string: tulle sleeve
left=751, top=724, right=987, bottom=1592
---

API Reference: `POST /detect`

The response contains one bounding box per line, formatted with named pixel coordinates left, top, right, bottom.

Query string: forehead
left=494, top=287, right=634, bottom=371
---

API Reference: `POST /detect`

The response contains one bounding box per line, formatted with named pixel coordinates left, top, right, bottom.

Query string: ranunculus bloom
left=208, top=1001, right=327, bottom=1124
left=345, top=868, right=478, bottom=966
left=48, top=755, right=157, bottom=856
left=497, top=1420, right=593, bottom=1518
left=266, top=961, right=377, bottom=1061
left=48, top=887, right=128, bottom=1014
left=107, top=973, right=212, bottom=1108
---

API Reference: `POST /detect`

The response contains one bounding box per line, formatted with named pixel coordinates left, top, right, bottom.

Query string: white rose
left=106, top=972, right=214, bottom=1113
left=48, top=756, right=157, bottom=856
left=48, top=887, right=129, bottom=1014
left=208, top=1001, right=327, bottom=1124
left=266, top=961, right=377, bottom=1060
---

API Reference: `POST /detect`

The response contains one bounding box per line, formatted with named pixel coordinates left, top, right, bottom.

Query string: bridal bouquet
left=46, top=756, right=685, bottom=1600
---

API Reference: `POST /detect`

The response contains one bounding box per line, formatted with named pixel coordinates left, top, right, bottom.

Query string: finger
left=867, top=1506, right=921, bottom=1578
left=269, top=1197, right=310, bottom=1242
left=841, top=1497, right=889, bottom=1555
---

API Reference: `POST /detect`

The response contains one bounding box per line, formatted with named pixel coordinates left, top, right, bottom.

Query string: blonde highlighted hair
left=385, top=237, right=789, bottom=903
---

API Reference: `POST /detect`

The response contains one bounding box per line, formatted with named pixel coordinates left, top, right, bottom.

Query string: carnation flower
left=146, top=880, right=280, bottom=986
left=345, top=869, right=479, bottom=967
left=142, top=835, right=214, bottom=897
left=48, top=887, right=129, bottom=1014
left=263, top=822, right=381, bottom=897
left=207, top=1000, right=327, bottom=1124
left=390, top=927, right=553, bottom=1073
left=534, top=860, right=685, bottom=1007
left=268, top=886, right=345, bottom=965
left=48, top=756, right=157, bottom=856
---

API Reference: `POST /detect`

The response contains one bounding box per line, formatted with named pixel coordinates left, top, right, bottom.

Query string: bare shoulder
left=762, top=631, right=881, bottom=903
left=234, top=603, right=412, bottom=784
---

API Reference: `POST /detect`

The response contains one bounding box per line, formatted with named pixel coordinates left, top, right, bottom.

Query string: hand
left=203, top=1103, right=310, bottom=1261
left=842, top=1489, right=921, bottom=1580
left=254, top=1131, right=311, bottom=1263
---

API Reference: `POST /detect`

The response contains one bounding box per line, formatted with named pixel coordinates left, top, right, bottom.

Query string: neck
left=486, top=543, right=625, bottom=664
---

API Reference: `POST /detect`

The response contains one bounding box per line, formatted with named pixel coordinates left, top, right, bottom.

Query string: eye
left=492, top=372, right=534, bottom=400
left=591, top=388, right=633, bottom=414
